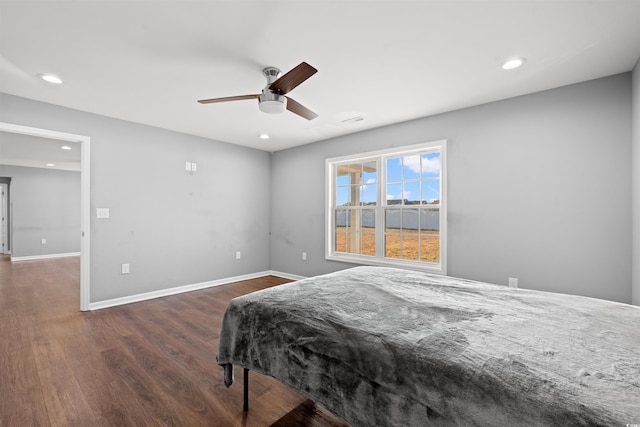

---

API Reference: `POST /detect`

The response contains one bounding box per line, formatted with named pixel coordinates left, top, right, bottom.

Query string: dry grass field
left=335, top=227, right=440, bottom=262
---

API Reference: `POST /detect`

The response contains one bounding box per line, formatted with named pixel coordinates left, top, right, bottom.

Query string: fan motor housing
left=259, top=90, right=286, bottom=114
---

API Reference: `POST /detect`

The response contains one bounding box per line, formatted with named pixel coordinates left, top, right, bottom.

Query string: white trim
left=0, top=122, right=91, bottom=311
left=88, top=270, right=305, bottom=310
left=324, top=253, right=446, bottom=274
left=269, top=270, right=307, bottom=281
left=11, top=252, right=80, bottom=262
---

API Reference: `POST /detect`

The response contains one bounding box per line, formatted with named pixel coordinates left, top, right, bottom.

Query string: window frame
left=325, top=140, right=447, bottom=275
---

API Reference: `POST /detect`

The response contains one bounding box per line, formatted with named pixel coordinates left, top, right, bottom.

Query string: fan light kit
left=198, top=62, right=318, bottom=120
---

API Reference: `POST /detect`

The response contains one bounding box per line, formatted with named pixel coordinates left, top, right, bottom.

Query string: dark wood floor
left=0, top=255, right=349, bottom=426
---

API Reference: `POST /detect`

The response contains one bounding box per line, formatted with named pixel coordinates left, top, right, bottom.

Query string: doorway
left=0, top=182, right=8, bottom=254
left=0, top=122, right=91, bottom=311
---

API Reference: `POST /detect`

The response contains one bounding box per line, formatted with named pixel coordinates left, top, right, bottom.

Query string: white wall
left=632, top=59, right=640, bottom=306
left=0, top=165, right=80, bottom=258
left=271, top=73, right=633, bottom=304
left=0, top=93, right=272, bottom=303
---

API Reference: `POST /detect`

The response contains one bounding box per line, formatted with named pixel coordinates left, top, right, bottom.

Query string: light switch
left=185, top=162, right=192, bottom=171
left=96, top=208, right=110, bottom=219
left=191, top=162, right=197, bottom=171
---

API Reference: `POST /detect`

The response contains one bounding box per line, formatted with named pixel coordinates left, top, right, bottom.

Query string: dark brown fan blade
left=197, top=94, right=260, bottom=104
left=269, top=62, right=317, bottom=95
left=285, top=96, right=318, bottom=120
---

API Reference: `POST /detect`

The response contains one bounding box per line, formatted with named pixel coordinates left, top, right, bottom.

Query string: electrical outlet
left=41, top=238, right=47, bottom=245
left=122, top=263, right=130, bottom=274
left=508, top=277, right=518, bottom=288
left=191, top=162, right=197, bottom=171
left=302, top=252, right=307, bottom=261
left=96, top=208, right=110, bottom=219
left=235, top=251, right=241, bottom=260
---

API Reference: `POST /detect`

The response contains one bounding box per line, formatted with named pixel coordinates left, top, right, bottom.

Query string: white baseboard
left=269, top=270, right=307, bottom=281
left=89, top=270, right=306, bottom=311
left=11, top=252, right=80, bottom=262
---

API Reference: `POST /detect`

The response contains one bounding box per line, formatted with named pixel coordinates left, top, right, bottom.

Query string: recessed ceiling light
left=501, top=58, right=526, bottom=70
left=46, top=163, right=55, bottom=167
left=61, top=145, right=72, bottom=150
left=39, top=73, right=63, bottom=84
left=259, top=133, right=270, bottom=140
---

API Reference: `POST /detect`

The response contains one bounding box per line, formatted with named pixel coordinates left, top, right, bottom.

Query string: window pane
left=335, top=229, right=347, bottom=252
left=385, top=209, right=401, bottom=231
left=385, top=234, right=401, bottom=258
left=386, top=183, right=402, bottom=205
left=421, top=179, right=440, bottom=204
left=403, top=234, right=419, bottom=260
left=362, top=209, right=376, bottom=231
left=336, top=164, right=351, bottom=185
left=404, top=181, right=420, bottom=204
left=347, top=209, right=360, bottom=232
left=402, top=209, right=419, bottom=234
left=349, top=185, right=361, bottom=206
left=420, top=208, right=439, bottom=233
left=421, top=152, right=440, bottom=178
left=420, top=234, right=440, bottom=262
left=336, top=186, right=350, bottom=206
left=403, top=155, right=421, bottom=180
left=387, top=158, right=402, bottom=182
left=362, top=232, right=376, bottom=256
left=348, top=233, right=361, bottom=254
left=335, top=209, right=348, bottom=228
left=362, top=209, right=376, bottom=255
left=361, top=182, right=376, bottom=205
left=363, top=161, right=376, bottom=184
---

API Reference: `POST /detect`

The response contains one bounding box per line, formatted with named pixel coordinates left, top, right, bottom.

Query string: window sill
left=326, top=253, right=446, bottom=275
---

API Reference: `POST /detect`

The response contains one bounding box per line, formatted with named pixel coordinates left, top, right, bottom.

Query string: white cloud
left=366, top=178, right=375, bottom=184
left=386, top=194, right=394, bottom=200
left=402, top=156, right=421, bottom=174
left=422, top=156, right=440, bottom=174
left=401, top=155, right=440, bottom=175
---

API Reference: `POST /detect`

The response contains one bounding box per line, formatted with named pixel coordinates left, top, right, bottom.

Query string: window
left=326, top=140, right=446, bottom=274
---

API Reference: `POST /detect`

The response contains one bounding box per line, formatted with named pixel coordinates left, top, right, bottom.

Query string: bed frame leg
left=243, top=368, right=249, bottom=412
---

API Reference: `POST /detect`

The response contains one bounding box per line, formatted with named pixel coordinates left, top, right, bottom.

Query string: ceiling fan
left=198, top=62, right=318, bottom=120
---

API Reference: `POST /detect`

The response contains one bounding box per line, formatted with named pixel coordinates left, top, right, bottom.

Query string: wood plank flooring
left=0, top=255, right=349, bottom=426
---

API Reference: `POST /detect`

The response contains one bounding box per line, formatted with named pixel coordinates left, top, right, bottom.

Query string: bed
left=217, top=266, right=640, bottom=426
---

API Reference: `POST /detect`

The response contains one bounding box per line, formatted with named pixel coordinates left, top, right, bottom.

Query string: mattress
left=217, top=266, right=640, bottom=426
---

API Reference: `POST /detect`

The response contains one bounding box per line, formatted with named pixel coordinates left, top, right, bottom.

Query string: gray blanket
left=217, top=266, right=640, bottom=426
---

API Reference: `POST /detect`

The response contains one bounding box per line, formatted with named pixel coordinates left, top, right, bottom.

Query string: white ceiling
left=0, top=131, right=81, bottom=171
left=1, top=1, right=639, bottom=153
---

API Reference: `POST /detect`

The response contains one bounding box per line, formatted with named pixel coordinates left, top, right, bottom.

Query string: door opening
left=0, top=122, right=91, bottom=311
left=0, top=182, right=9, bottom=254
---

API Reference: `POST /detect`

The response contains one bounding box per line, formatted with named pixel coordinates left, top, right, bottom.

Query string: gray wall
left=0, top=93, right=272, bottom=303
left=633, top=59, right=640, bottom=306
left=0, top=165, right=80, bottom=257
left=271, top=73, right=633, bottom=304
